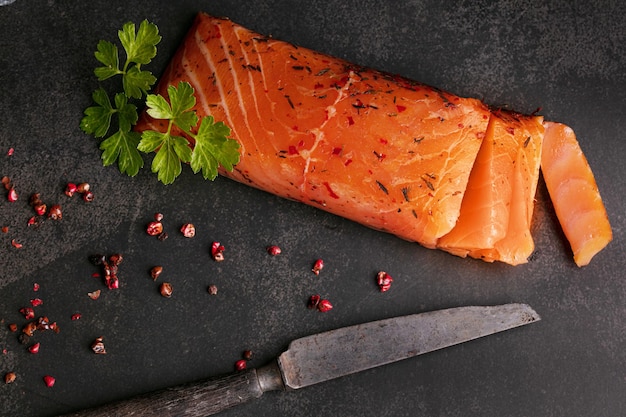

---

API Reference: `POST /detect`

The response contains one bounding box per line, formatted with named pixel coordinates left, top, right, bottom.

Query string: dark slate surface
left=1, top=1, right=625, bottom=416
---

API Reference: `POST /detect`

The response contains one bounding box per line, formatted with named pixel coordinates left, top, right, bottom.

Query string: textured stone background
left=1, top=1, right=625, bottom=416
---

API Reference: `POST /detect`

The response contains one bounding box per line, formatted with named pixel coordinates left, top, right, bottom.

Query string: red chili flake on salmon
left=396, top=105, right=406, bottom=113
left=323, top=182, right=340, bottom=199
left=347, top=116, right=354, bottom=125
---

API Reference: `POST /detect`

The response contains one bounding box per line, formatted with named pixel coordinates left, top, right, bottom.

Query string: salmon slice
left=541, top=122, right=612, bottom=266
left=437, top=111, right=544, bottom=265
left=135, top=13, right=491, bottom=248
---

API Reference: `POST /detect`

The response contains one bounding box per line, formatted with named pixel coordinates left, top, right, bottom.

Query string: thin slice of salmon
left=135, top=13, right=491, bottom=248
left=541, top=122, right=612, bottom=266
left=437, top=111, right=544, bottom=265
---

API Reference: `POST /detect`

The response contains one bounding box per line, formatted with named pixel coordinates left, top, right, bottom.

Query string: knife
left=60, top=303, right=540, bottom=417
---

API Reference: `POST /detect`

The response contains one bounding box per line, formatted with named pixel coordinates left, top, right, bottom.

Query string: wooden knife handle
left=60, top=362, right=285, bottom=417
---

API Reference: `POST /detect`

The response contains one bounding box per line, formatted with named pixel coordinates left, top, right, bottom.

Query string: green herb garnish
left=80, top=20, right=239, bottom=184
left=94, top=20, right=160, bottom=99
left=139, top=82, right=239, bottom=184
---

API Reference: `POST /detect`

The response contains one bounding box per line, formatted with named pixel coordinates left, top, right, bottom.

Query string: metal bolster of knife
left=256, top=360, right=287, bottom=392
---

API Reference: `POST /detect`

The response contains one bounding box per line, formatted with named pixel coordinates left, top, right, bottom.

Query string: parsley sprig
left=139, top=82, right=240, bottom=184
left=80, top=20, right=240, bottom=184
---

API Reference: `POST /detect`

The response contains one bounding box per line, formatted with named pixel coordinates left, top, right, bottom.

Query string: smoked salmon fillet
left=135, top=12, right=612, bottom=265
left=136, top=13, right=491, bottom=248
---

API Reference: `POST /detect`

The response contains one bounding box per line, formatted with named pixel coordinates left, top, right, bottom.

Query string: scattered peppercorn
left=65, top=183, right=77, bottom=197
left=150, top=266, right=163, bottom=281
left=267, top=245, right=282, bottom=256
left=180, top=223, right=195, bottom=238
left=36, top=316, right=58, bottom=333
left=207, top=284, right=218, bottom=295
left=4, top=372, right=16, bottom=384
left=210, top=241, right=225, bottom=262
left=108, top=253, right=123, bottom=266
left=146, top=221, right=163, bottom=236
left=90, top=253, right=124, bottom=290
left=312, top=259, right=324, bottom=275
left=243, top=350, right=253, bottom=360
left=19, top=307, right=35, bottom=320
left=88, top=290, right=101, bottom=300
left=43, top=375, right=55, bottom=388
left=30, top=298, right=43, bottom=307
left=82, top=190, right=94, bottom=202
left=376, top=271, right=393, bottom=292
left=235, top=359, right=247, bottom=371
left=30, top=193, right=46, bottom=216
left=47, top=204, right=62, bottom=220
left=308, top=295, right=321, bottom=309
left=154, top=212, right=164, bottom=221
left=71, top=313, right=82, bottom=321
left=317, top=299, right=333, bottom=312
left=160, top=282, right=173, bottom=298
left=22, top=322, right=37, bottom=337
left=8, top=323, right=17, bottom=332
left=33, top=283, right=40, bottom=292
left=28, top=342, right=40, bottom=354
left=76, top=182, right=90, bottom=194
left=7, top=187, right=18, bottom=202
left=91, top=337, right=106, bottom=354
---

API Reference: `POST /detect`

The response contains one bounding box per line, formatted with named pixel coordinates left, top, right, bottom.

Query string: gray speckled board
left=1, top=1, right=625, bottom=416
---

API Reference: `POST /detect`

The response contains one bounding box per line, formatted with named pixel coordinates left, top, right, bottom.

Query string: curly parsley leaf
left=191, top=116, right=240, bottom=180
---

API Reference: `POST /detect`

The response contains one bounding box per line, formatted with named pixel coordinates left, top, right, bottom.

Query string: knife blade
left=60, top=303, right=540, bottom=417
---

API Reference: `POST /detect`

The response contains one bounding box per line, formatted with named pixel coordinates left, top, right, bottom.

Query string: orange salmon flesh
left=135, top=12, right=612, bottom=266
